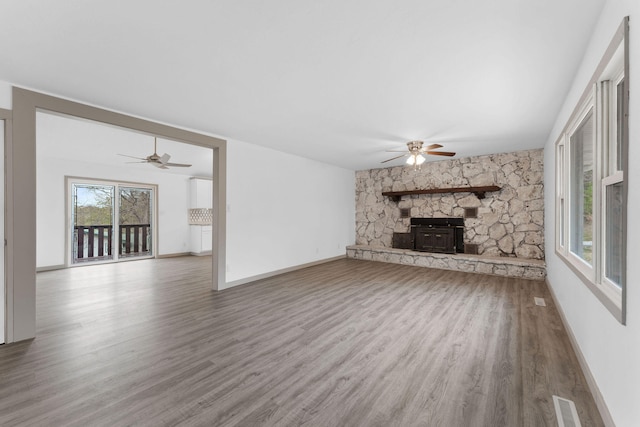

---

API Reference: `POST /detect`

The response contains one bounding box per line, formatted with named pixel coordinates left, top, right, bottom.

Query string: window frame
left=600, top=171, right=623, bottom=296
left=564, top=96, right=596, bottom=281
left=554, top=17, right=628, bottom=324
left=555, top=142, right=565, bottom=251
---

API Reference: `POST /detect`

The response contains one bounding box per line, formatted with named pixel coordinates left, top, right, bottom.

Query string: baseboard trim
left=545, top=279, right=615, bottom=427
left=156, top=252, right=192, bottom=259
left=36, top=264, right=66, bottom=272
left=189, top=251, right=212, bottom=257
left=37, top=254, right=192, bottom=270
left=223, top=255, right=346, bottom=289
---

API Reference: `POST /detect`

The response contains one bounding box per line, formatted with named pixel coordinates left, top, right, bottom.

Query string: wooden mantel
left=382, top=185, right=501, bottom=202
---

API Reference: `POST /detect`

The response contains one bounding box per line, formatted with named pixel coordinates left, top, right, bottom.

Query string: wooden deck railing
left=73, top=225, right=113, bottom=261
left=120, top=224, right=151, bottom=257
left=73, top=224, right=151, bottom=262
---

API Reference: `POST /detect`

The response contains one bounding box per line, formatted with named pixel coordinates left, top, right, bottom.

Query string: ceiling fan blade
left=426, top=151, right=456, bottom=157
left=425, top=143, right=443, bottom=150
left=159, top=153, right=171, bottom=164
left=122, top=139, right=185, bottom=170
left=381, top=154, right=408, bottom=163
left=118, top=153, right=146, bottom=160
left=385, top=150, right=410, bottom=153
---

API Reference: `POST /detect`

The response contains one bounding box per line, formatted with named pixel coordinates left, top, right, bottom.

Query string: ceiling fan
left=381, top=140, right=456, bottom=170
left=118, top=138, right=192, bottom=169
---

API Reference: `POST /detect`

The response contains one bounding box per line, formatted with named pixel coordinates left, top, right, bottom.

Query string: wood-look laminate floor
left=0, top=257, right=602, bottom=426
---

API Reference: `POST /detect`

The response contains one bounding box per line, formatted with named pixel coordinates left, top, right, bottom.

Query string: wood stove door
left=414, top=228, right=455, bottom=253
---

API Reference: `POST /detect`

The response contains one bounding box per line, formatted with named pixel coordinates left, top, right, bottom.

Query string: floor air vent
left=534, top=297, right=546, bottom=306
left=553, top=395, right=582, bottom=427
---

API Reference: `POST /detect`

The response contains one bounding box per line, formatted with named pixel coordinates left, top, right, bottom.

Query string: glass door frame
left=66, top=176, right=158, bottom=267
left=118, top=185, right=155, bottom=261
left=70, top=181, right=115, bottom=264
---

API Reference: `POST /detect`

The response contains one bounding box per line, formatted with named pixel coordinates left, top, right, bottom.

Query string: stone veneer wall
left=355, top=149, right=544, bottom=259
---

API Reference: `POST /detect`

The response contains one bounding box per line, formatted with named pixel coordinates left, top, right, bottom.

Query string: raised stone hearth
left=347, top=245, right=546, bottom=280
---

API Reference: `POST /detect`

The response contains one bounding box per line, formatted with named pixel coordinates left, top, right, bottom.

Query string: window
left=555, top=18, right=628, bottom=323
left=556, top=143, right=565, bottom=249
left=601, top=73, right=625, bottom=290
left=603, top=180, right=623, bottom=286
left=569, top=108, right=594, bottom=267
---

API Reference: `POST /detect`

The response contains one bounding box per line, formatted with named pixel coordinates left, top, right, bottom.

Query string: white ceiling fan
left=118, top=137, right=192, bottom=169
left=381, top=140, right=456, bottom=170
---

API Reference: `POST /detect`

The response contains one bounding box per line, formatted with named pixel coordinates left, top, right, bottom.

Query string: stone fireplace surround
left=349, top=149, right=545, bottom=279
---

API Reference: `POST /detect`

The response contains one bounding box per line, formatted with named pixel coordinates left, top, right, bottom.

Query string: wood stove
left=392, top=218, right=464, bottom=254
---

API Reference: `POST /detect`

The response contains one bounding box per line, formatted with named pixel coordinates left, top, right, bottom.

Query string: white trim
left=600, top=171, right=624, bottom=302
left=564, top=96, right=595, bottom=280
left=156, top=252, right=192, bottom=259
left=36, top=264, right=66, bottom=272
left=38, top=252, right=196, bottom=269
left=189, top=251, right=212, bottom=257
left=555, top=140, right=566, bottom=252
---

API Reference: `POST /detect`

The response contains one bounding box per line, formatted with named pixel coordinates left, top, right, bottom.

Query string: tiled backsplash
left=189, top=208, right=213, bottom=225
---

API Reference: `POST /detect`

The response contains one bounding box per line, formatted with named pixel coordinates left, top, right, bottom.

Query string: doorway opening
left=9, top=87, right=226, bottom=342
left=69, top=179, right=156, bottom=266
left=36, top=110, right=215, bottom=273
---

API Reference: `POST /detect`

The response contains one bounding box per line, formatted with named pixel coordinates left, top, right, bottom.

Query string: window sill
left=555, top=248, right=624, bottom=324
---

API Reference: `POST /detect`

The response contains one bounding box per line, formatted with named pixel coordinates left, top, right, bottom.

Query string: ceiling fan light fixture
left=406, top=153, right=425, bottom=165
left=380, top=140, right=455, bottom=168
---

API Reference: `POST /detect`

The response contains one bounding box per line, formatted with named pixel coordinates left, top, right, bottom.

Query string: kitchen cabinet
left=189, top=178, right=212, bottom=209
left=190, top=225, right=212, bottom=255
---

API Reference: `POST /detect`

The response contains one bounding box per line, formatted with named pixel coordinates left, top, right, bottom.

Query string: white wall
left=225, top=139, right=355, bottom=286
left=544, top=1, right=640, bottom=426
left=36, top=156, right=192, bottom=268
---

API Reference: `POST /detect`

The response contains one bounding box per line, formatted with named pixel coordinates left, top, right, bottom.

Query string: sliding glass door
left=70, top=179, right=155, bottom=265
left=72, top=183, right=114, bottom=263
left=119, top=186, right=153, bottom=258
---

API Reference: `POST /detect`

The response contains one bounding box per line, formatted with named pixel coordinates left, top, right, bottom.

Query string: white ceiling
left=37, top=111, right=214, bottom=178
left=1, top=1, right=605, bottom=170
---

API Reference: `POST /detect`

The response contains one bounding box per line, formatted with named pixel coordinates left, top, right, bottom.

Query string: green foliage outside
left=75, top=186, right=112, bottom=226
left=75, top=205, right=112, bottom=226
left=583, top=170, right=593, bottom=218
left=119, top=188, right=151, bottom=225
left=74, top=185, right=151, bottom=226
left=582, top=170, right=593, bottom=263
